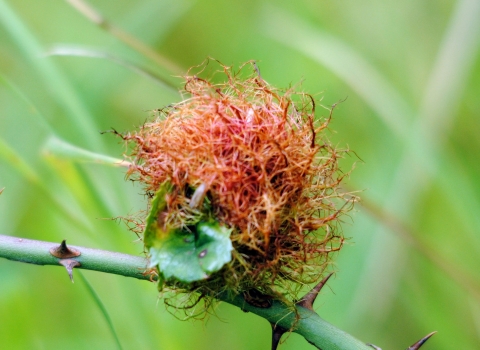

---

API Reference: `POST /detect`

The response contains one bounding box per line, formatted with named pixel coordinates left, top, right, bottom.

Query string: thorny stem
left=0, top=235, right=152, bottom=281
left=0, top=234, right=430, bottom=350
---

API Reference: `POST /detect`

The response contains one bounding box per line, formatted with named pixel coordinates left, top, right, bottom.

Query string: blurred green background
left=1, top=0, right=479, bottom=349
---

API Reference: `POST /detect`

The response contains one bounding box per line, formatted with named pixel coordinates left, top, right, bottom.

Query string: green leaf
left=144, top=183, right=233, bottom=283
left=195, top=221, right=233, bottom=274
left=143, top=181, right=173, bottom=249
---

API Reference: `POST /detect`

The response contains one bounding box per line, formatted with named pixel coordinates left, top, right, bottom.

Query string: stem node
left=49, top=240, right=81, bottom=259
left=58, top=259, right=81, bottom=283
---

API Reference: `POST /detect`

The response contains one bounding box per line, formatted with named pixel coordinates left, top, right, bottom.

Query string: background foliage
left=1, top=0, right=479, bottom=349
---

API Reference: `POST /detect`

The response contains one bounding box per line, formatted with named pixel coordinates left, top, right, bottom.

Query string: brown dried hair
left=123, top=60, right=356, bottom=307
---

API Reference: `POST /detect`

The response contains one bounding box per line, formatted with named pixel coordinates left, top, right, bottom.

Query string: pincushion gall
left=123, top=61, right=356, bottom=308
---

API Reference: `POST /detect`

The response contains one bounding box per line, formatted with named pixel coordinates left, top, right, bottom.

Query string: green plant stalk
left=0, top=234, right=370, bottom=350
left=0, top=235, right=150, bottom=280
left=226, top=296, right=370, bottom=350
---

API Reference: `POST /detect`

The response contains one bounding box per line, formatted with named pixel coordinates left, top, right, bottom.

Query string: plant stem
left=0, top=234, right=370, bottom=350
left=0, top=234, right=152, bottom=281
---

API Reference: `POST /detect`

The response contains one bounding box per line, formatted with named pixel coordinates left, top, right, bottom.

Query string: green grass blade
left=0, top=73, right=54, bottom=134
left=417, top=0, right=480, bottom=142
left=43, top=136, right=131, bottom=168
left=77, top=271, right=123, bottom=350
left=346, top=0, right=480, bottom=324
left=45, top=45, right=178, bottom=90
left=0, top=137, right=93, bottom=232
left=0, top=137, right=40, bottom=184
left=0, top=0, right=103, bottom=150
left=262, top=5, right=413, bottom=139
left=67, top=0, right=183, bottom=75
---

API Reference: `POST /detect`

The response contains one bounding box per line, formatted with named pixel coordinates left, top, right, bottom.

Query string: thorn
left=296, top=272, right=334, bottom=310
left=58, top=259, right=81, bottom=283
left=270, top=323, right=288, bottom=350
left=0, top=187, right=4, bottom=195
left=407, top=331, right=437, bottom=350
left=366, top=344, right=382, bottom=349
left=49, top=240, right=81, bottom=259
